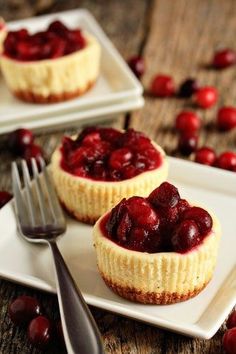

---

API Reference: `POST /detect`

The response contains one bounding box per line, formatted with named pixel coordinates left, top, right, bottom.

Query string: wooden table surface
left=0, top=0, right=235, bottom=353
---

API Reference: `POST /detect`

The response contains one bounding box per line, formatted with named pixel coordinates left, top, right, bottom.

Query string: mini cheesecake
left=1, top=20, right=101, bottom=103
left=51, top=127, right=169, bottom=224
left=93, top=182, right=221, bottom=304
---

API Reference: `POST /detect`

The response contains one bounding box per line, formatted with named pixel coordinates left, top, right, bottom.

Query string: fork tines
left=11, top=158, right=66, bottom=235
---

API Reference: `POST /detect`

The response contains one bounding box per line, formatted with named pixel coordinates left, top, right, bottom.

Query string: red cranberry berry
left=106, top=198, right=127, bottom=236
left=178, top=132, right=198, bottom=156
left=182, top=206, right=213, bottom=235
left=0, top=191, right=12, bottom=208
left=175, top=111, right=201, bottom=133
left=195, top=147, right=216, bottom=166
left=129, top=227, right=149, bottom=252
left=223, top=327, right=236, bottom=354
left=150, top=74, right=175, bottom=97
left=8, top=128, right=34, bottom=155
left=178, top=78, right=199, bottom=98
left=227, top=310, right=236, bottom=329
left=216, top=151, right=236, bottom=171
left=109, top=148, right=132, bottom=170
left=23, top=144, right=43, bottom=165
left=171, top=220, right=200, bottom=252
left=177, top=199, right=190, bottom=215
left=148, top=182, right=180, bottom=208
left=213, top=49, right=236, bottom=69
left=127, top=56, right=145, bottom=78
left=27, top=315, right=52, bottom=348
left=217, top=107, right=236, bottom=131
left=126, top=196, right=160, bottom=229
left=116, top=212, right=132, bottom=243
left=8, top=295, right=41, bottom=326
left=195, top=87, right=218, bottom=109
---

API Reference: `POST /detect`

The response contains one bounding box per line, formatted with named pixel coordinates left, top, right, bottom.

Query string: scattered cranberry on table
left=0, top=191, right=12, bottom=208
left=194, top=147, right=216, bottom=166
left=217, top=106, right=236, bottom=131
left=178, top=78, right=199, bottom=98
left=27, top=315, right=52, bottom=348
left=127, top=55, right=145, bottom=78
left=223, top=327, right=236, bottom=354
left=195, top=86, right=218, bottom=109
left=178, top=132, right=198, bottom=156
left=150, top=74, right=175, bottom=97
left=175, top=111, right=201, bottom=133
left=8, top=295, right=41, bottom=325
left=8, top=128, right=34, bottom=155
left=215, top=151, right=236, bottom=171
left=212, top=48, right=236, bottom=69
left=227, top=310, right=236, bottom=329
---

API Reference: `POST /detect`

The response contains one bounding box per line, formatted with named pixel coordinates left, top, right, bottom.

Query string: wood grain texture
left=0, top=0, right=235, bottom=353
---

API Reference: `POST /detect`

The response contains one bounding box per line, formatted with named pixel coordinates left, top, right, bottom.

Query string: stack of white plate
left=0, top=9, right=144, bottom=134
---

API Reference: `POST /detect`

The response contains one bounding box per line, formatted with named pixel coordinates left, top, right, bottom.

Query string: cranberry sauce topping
left=60, top=127, right=162, bottom=181
left=102, top=182, right=213, bottom=254
left=3, top=20, right=86, bottom=61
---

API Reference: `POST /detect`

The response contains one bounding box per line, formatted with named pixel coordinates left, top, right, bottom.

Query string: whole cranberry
left=171, top=220, right=200, bottom=252
left=213, top=49, right=236, bottom=69
left=150, top=74, right=175, bottom=97
left=109, top=148, right=132, bottom=170
left=175, top=111, right=201, bottom=133
left=8, top=295, right=41, bottom=325
left=126, top=196, right=160, bottom=229
left=195, top=147, right=216, bottom=166
left=178, top=78, right=199, bottom=98
left=195, top=87, right=218, bottom=109
left=127, top=55, right=145, bottom=78
left=216, top=151, right=236, bottom=171
left=227, top=310, right=236, bottom=329
left=223, top=327, right=236, bottom=354
left=8, top=128, right=34, bottom=155
left=23, top=144, right=43, bottom=164
left=181, top=206, right=213, bottom=235
left=177, top=199, right=190, bottom=215
left=27, top=315, right=52, bottom=348
left=129, top=227, right=149, bottom=252
left=217, top=107, right=236, bottom=131
left=148, top=182, right=180, bottom=208
left=116, top=212, right=132, bottom=243
left=178, top=132, right=198, bottom=156
left=106, top=198, right=127, bottom=236
left=0, top=191, right=12, bottom=208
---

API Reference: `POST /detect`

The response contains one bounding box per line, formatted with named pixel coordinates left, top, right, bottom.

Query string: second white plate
left=0, top=157, right=235, bottom=339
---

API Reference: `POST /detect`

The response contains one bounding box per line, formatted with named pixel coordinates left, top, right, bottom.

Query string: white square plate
left=0, top=157, right=235, bottom=339
left=0, top=9, right=143, bottom=130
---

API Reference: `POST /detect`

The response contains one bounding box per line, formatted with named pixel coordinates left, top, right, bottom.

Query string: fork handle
left=48, top=240, right=104, bottom=354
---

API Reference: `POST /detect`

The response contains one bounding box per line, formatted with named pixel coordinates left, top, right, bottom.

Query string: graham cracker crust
left=101, top=274, right=210, bottom=304
left=13, top=80, right=95, bottom=104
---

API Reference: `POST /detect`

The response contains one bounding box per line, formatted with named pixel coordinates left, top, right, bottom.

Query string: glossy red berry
left=8, top=128, right=34, bottom=155
left=148, top=182, right=180, bottom=208
left=216, top=151, right=236, bottom=171
left=27, top=316, right=52, bottom=348
left=178, top=132, right=198, bottom=156
left=127, top=56, right=145, bottom=78
left=150, top=74, right=175, bottom=97
left=195, top=87, right=218, bottom=109
left=227, top=310, right=236, bottom=329
left=178, top=78, right=199, bottom=98
left=213, top=49, right=236, bottom=69
left=175, top=111, right=201, bottom=133
left=217, top=107, right=236, bottom=131
left=181, top=206, right=213, bottom=235
left=195, top=147, right=216, bottom=166
left=171, top=220, right=200, bottom=252
left=223, top=327, right=236, bottom=354
left=126, top=196, right=159, bottom=229
left=8, top=295, right=41, bottom=326
left=109, top=148, right=132, bottom=170
left=0, top=191, right=12, bottom=208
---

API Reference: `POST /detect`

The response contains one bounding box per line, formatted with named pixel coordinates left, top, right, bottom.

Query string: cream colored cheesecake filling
left=0, top=32, right=100, bottom=97
left=50, top=142, right=168, bottom=224
left=93, top=209, right=221, bottom=304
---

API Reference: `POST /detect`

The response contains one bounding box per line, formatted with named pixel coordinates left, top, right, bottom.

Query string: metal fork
left=11, top=158, right=104, bottom=354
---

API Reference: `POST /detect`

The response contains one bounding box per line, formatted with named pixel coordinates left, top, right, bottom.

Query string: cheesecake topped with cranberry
left=1, top=20, right=101, bottom=103
left=93, top=182, right=221, bottom=304
left=51, top=127, right=168, bottom=223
